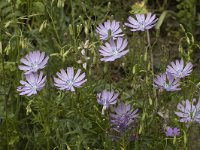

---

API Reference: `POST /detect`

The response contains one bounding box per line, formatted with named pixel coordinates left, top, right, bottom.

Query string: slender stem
left=164, top=138, right=168, bottom=150
left=77, top=91, right=83, bottom=115
left=70, top=0, right=77, bottom=49
left=146, top=30, right=158, bottom=107
left=109, top=63, right=112, bottom=90
left=10, top=0, right=22, bottom=141
left=47, top=138, right=50, bottom=150
left=1, top=17, right=9, bottom=150
left=46, top=3, right=61, bottom=45
left=184, top=127, right=189, bottom=150
left=121, top=137, right=126, bottom=150
left=146, top=30, right=154, bottom=75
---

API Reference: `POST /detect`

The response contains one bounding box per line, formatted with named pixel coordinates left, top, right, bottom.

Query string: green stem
left=184, top=127, right=189, bottom=150
left=70, top=0, right=77, bottom=49
left=164, top=138, right=168, bottom=150
left=1, top=18, right=9, bottom=150
left=146, top=30, right=158, bottom=107
left=122, top=137, right=126, bottom=150
left=109, top=63, right=112, bottom=90
left=146, top=30, right=154, bottom=75
left=46, top=3, right=61, bottom=45
left=47, top=138, right=50, bottom=150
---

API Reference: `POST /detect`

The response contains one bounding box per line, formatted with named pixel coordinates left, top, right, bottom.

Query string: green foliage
left=178, top=24, right=200, bottom=61
left=176, top=0, right=197, bottom=33
left=130, top=1, right=148, bottom=14
left=0, top=0, right=200, bottom=149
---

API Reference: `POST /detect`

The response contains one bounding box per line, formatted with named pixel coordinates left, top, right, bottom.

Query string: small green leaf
left=183, top=130, right=187, bottom=145
left=155, top=11, right=168, bottom=30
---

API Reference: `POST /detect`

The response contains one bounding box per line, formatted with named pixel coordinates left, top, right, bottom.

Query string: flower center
left=177, top=71, right=183, bottom=77
left=112, top=49, right=118, bottom=55
left=31, top=63, right=38, bottom=69
left=31, top=84, right=37, bottom=91
left=164, top=83, right=169, bottom=89
left=139, top=22, right=145, bottom=29
left=67, top=80, right=74, bottom=87
left=117, top=115, right=129, bottom=129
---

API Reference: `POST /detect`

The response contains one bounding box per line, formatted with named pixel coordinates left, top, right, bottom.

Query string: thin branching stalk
left=46, top=5, right=61, bottom=45
left=121, top=136, right=127, bottom=150
left=146, top=30, right=158, bottom=107
left=1, top=19, right=9, bottom=150
left=70, top=0, right=77, bottom=49
left=109, top=63, right=112, bottom=90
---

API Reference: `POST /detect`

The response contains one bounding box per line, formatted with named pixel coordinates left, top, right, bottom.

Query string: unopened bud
left=107, top=2, right=111, bottom=10
left=103, top=64, right=108, bottom=73
left=77, top=24, right=83, bottom=34
left=84, top=23, right=89, bottom=35
left=69, top=24, right=73, bottom=35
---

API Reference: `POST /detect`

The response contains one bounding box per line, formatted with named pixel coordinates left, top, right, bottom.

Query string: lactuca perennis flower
left=165, top=127, right=180, bottom=137
left=153, top=73, right=181, bottom=91
left=99, top=38, right=129, bottom=62
left=97, top=90, right=119, bottom=115
left=17, top=72, right=46, bottom=96
left=54, top=67, right=87, bottom=92
left=96, top=20, right=124, bottom=41
left=125, top=13, right=158, bottom=31
left=166, top=59, right=193, bottom=78
left=110, top=103, right=138, bottom=133
left=19, top=50, right=49, bottom=75
left=175, top=99, right=200, bottom=123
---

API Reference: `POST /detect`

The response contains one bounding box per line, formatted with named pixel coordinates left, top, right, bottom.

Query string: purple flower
left=54, top=67, right=87, bottom=92
left=165, top=127, right=180, bottom=137
left=19, top=51, right=49, bottom=75
left=97, top=90, right=119, bottom=115
left=96, top=20, right=124, bottom=41
left=175, top=99, right=200, bottom=123
left=110, top=103, right=138, bottom=133
left=153, top=73, right=181, bottom=91
left=99, top=38, right=129, bottom=62
left=173, top=127, right=180, bottom=136
left=125, top=13, right=158, bottom=31
left=166, top=59, right=193, bottom=78
left=17, top=72, right=46, bottom=96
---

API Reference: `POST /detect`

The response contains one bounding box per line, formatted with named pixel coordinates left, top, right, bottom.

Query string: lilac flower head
left=54, top=67, right=87, bottom=92
left=153, top=72, right=181, bottom=91
left=166, top=59, right=193, bottom=78
left=125, top=13, right=158, bottom=31
left=19, top=51, right=49, bottom=75
left=96, top=20, right=124, bottom=41
left=175, top=99, right=200, bottom=123
left=17, top=72, right=46, bottom=96
left=97, top=90, right=119, bottom=115
left=99, top=38, right=129, bottom=62
left=173, top=127, right=180, bottom=136
left=165, top=127, right=180, bottom=137
left=110, top=103, right=138, bottom=133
